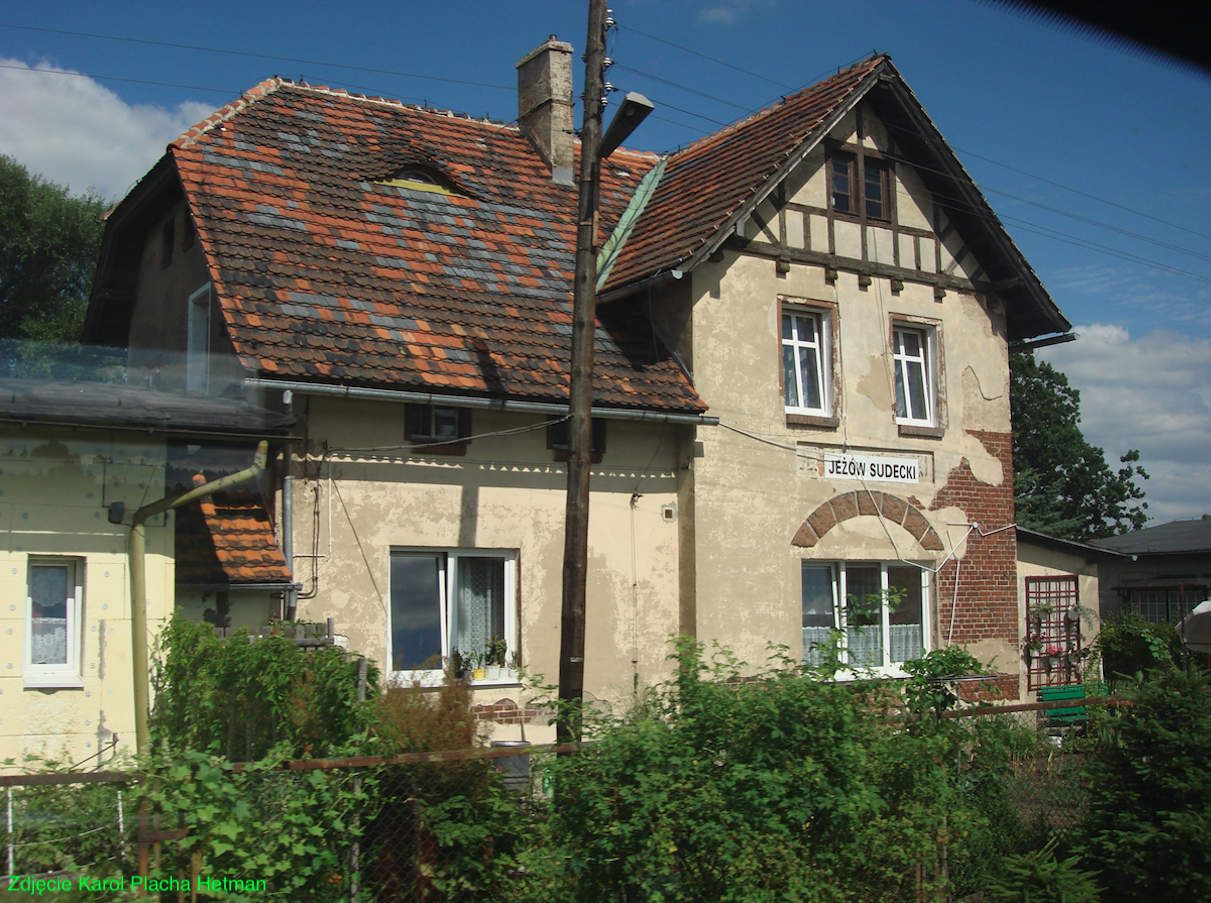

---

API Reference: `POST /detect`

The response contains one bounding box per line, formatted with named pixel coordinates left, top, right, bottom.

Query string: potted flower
left=1023, top=632, right=1043, bottom=664
left=1044, top=643, right=1063, bottom=669
left=450, top=648, right=469, bottom=679
left=1031, top=602, right=1054, bottom=625
left=485, top=636, right=508, bottom=681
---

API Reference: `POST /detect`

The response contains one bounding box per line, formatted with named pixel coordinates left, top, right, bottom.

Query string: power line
left=954, top=144, right=1211, bottom=244
left=880, top=120, right=1211, bottom=245
left=612, top=63, right=752, bottom=112
left=0, top=62, right=240, bottom=97
left=617, top=24, right=797, bottom=91
left=0, top=22, right=515, bottom=93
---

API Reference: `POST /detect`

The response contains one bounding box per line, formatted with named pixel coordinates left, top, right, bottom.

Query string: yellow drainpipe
left=128, top=441, right=268, bottom=753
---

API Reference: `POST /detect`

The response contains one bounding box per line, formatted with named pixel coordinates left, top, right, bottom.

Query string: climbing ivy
left=151, top=614, right=378, bottom=760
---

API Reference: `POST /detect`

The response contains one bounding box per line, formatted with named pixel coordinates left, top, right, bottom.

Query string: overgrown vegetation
left=1082, top=669, right=1211, bottom=902
left=151, top=615, right=377, bottom=760
left=1086, top=609, right=1182, bottom=692
left=528, top=641, right=990, bottom=902
left=11, top=634, right=1211, bottom=902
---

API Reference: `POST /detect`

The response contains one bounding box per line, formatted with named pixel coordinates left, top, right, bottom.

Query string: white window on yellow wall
left=782, top=308, right=830, bottom=414
left=892, top=325, right=934, bottom=425
left=25, top=557, right=84, bottom=688
left=389, top=549, right=516, bottom=684
left=801, top=561, right=927, bottom=671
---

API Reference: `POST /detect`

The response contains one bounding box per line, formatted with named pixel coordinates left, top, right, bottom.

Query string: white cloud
left=698, top=0, right=778, bottom=25
left=0, top=58, right=215, bottom=200
left=1041, top=324, right=1211, bottom=524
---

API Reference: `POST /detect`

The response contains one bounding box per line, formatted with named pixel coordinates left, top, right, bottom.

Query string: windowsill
left=897, top=422, right=944, bottom=439
left=806, top=664, right=913, bottom=681
left=24, top=674, right=84, bottom=690
left=786, top=412, right=840, bottom=429
left=393, top=670, right=522, bottom=689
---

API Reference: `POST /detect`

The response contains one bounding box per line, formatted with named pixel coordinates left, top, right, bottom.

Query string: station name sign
left=824, top=452, right=919, bottom=484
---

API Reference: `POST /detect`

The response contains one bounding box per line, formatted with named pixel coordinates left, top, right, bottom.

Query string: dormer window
left=376, top=165, right=461, bottom=196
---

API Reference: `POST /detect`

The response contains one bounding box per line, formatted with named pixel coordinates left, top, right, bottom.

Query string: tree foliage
left=0, top=155, right=107, bottom=341
left=1082, top=669, right=1211, bottom=902
left=1010, top=348, right=1147, bottom=540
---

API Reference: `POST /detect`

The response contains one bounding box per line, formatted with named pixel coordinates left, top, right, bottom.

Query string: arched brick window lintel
left=791, top=490, right=944, bottom=551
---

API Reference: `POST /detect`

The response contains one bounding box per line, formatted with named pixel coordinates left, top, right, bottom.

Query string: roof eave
left=660, top=59, right=890, bottom=288
left=868, top=75, right=1071, bottom=341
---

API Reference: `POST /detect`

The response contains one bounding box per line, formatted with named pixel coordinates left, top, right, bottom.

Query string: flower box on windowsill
left=469, top=668, right=521, bottom=687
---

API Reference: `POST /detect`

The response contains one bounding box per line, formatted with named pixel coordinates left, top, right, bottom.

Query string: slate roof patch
left=147, top=79, right=704, bottom=413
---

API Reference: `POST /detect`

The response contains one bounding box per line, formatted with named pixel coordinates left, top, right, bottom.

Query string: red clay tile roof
left=605, top=56, right=885, bottom=290
left=175, top=481, right=290, bottom=585
left=170, top=80, right=704, bottom=414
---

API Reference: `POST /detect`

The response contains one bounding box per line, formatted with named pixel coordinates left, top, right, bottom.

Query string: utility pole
left=557, top=0, right=609, bottom=747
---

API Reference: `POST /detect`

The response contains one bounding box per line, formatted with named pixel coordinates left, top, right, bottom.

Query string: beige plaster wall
left=290, top=399, right=684, bottom=732
left=0, top=429, right=174, bottom=771
left=682, top=161, right=1012, bottom=673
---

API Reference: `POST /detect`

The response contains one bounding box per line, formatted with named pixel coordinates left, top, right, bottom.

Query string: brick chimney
left=517, top=36, right=574, bottom=186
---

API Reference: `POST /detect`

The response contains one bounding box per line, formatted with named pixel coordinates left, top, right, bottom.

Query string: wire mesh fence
left=3, top=772, right=135, bottom=882
left=2, top=698, right=1125, bottom=902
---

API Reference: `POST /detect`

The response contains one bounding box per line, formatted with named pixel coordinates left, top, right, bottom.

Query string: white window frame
left=389, top=548, right=517, bottom=686
left=782, top=306, right=832, bottom=416
left=24, top=557, right=84, bottom=689
left=186, top=283, right=211, bottom=392
left=892, top=325, right=935, bottom=426
left=801, top=561, right=929, bottom=676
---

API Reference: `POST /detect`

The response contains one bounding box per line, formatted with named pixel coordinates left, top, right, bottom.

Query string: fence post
left=6, top=785, right=13, bottom=877
left=348, top=656, right=367, bottom=903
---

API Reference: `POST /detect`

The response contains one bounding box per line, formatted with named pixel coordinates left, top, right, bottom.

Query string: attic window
left=830, top=152, right=890, bottom=222
left=376, top=166, right=461, bottom=196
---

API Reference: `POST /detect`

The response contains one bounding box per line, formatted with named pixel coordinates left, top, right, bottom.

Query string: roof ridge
left=668, top=54, right=886, bottom=159
left=174, top=76, right=287, bottom=149
left=281, top=80, right=513, bottom=129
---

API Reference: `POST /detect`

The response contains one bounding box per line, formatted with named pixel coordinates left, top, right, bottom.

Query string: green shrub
left=984, top=837, right=1101, bottom=903
left=1081, top=670, right=1211, bottom=902
left=151, top=614, right=377, bottom=759
left=538, top=640, right=978, bottom=903
left=1090, top=611, right=1180, bottom=691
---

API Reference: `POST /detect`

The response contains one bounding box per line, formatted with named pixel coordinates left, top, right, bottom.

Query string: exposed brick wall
left=930, top=430, right=1019, bottom=700
left=958, top=673, right=1018, bottom=703
left=793, top=490, right=943, bottom=551
left=472, top=698, right=538, bottom=724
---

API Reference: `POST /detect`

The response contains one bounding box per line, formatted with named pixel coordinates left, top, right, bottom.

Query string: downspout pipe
left=128, top=440, right=268, bottom=754
left=280, top=390, right=298, bottom=621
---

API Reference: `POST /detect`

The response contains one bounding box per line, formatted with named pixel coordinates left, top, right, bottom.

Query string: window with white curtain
left=25, top=557, right=84, bottom=688
left=389, top=549, right=516, bottom=682
left=801, top=561, right=927, bottom=671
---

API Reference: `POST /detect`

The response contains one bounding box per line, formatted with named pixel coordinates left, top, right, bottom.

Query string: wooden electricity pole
left=557, top=0, right=609, bottom=747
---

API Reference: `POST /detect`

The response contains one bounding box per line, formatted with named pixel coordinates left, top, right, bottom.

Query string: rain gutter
left=243, top=379, right=717, bottom=426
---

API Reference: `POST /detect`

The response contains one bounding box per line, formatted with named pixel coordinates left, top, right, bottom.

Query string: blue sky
left=1, top=0, right=1209, bottom=524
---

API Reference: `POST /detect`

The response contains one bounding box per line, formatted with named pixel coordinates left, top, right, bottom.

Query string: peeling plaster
left=856, top=353, right=894, bottom=412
